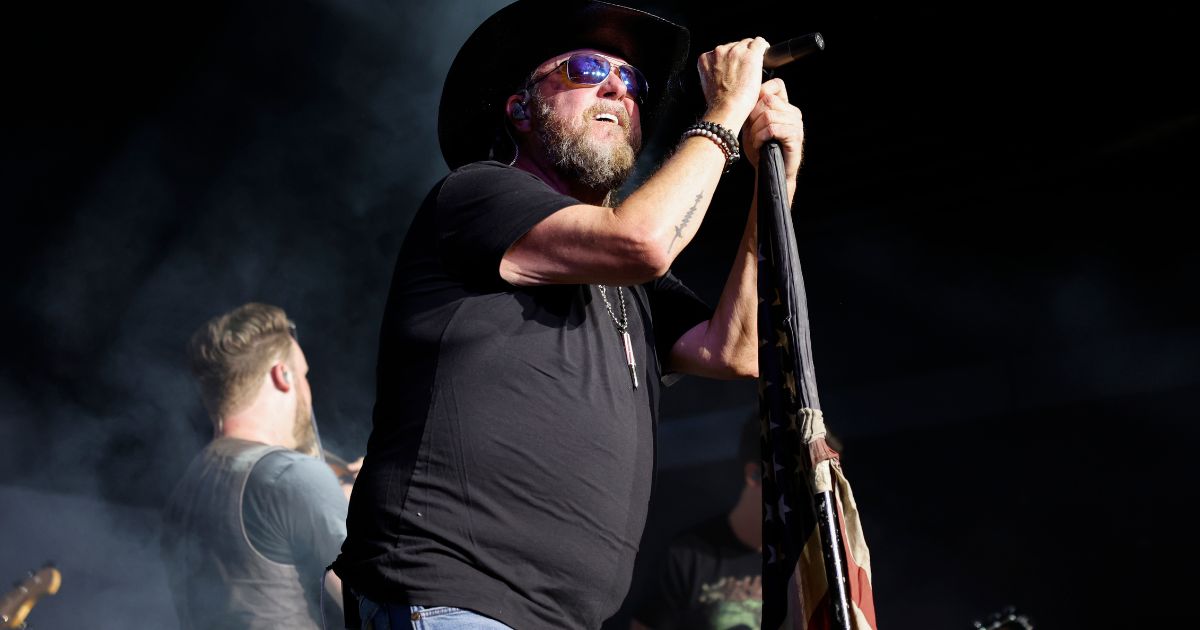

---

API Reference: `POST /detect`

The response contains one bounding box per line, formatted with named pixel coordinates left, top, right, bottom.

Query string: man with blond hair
left=161, top=302, right=350, bottom=630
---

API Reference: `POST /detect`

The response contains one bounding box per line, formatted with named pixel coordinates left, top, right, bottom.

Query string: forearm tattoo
left=667, top=193, right=703, bottom=254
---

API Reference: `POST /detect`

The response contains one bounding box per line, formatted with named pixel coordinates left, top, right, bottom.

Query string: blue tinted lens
left=564, top=54, right=647, bottom=103
left=566, top=55, right=612, bottom=84
left=617, top=65, right=647, bottom=102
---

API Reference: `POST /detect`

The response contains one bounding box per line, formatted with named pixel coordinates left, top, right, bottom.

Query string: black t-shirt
left=633, top=515, right=762, bottom=630
left=334, top=161, right=711, bottom=630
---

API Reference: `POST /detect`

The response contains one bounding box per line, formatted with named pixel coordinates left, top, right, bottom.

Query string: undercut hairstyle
left=188, top=302, right=294, bottom=426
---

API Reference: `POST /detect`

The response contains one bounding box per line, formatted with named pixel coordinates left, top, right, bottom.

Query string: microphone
left=763, top=32, right=825, bottom=69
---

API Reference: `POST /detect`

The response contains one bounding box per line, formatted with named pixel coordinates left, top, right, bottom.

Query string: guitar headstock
left=0, top=564, right=61, bottom=629
left=971, top=605, right=1033, bottom=630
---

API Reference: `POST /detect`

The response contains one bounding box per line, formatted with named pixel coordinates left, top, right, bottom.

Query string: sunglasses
left=526, top=53, right=649, bottom=104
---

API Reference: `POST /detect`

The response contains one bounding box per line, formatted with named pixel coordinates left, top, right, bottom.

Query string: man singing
left=333, top=1, right=804, bottom=628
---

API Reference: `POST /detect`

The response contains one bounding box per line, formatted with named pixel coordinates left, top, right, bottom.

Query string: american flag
left=756, top=141, right=877, bottom=630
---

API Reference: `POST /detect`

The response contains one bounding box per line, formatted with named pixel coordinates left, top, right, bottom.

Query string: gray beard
left=533, top=98, right=638, bottom=194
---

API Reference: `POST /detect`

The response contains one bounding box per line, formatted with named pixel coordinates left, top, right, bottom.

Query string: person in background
left=631, top=415, right=763, bottom=630
left=161, top=302, right=352, bottom=629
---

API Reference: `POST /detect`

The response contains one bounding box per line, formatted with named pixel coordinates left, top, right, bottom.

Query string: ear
left=744, top=461, right=763, bottom=487
left=270, top=363, right=292, bottom=393
left=505, top=91, right=532, bottom=132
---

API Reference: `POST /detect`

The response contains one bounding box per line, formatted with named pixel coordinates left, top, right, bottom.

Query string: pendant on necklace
left=598, top=284, right=639, bottom=390
left=621, top=329, right=639, bottom=390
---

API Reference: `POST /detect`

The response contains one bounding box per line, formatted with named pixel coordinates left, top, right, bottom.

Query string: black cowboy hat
left=437, top=0, right=690, bottom=170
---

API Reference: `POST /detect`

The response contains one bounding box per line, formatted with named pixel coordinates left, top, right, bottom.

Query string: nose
left=598, top=67, right=629, bottom=101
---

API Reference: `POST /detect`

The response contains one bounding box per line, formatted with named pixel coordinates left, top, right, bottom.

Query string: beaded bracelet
left=681, top=121, right=741, bottom=171
left=691, top=120, right=740, bottom=156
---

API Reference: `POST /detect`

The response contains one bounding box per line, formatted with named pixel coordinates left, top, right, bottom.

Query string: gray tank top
left=161, top=437, right=322, bottom=629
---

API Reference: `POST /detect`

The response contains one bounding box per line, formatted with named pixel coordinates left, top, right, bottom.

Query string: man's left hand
left=742, top=78, right=804, bottom=183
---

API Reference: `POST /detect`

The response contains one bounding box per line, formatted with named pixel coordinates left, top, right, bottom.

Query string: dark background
left=2, top=1, right=1197, bottom=628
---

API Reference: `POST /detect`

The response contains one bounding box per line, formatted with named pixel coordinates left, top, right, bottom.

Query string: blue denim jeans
left=357, top=594, right=515, bottom=630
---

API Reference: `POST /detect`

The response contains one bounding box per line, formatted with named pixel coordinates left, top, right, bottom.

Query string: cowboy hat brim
left=438, top=0, right=690, bottom=170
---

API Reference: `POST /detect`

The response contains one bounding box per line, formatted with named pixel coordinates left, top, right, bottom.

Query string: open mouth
left=594, top=112, right=620, bottom=125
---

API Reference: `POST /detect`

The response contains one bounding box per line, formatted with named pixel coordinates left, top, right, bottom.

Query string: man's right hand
left=340, top=456, right=363, bottom=502
left=696, top=37, right=770, bottom=131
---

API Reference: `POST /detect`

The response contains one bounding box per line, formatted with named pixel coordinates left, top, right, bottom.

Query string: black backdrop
left=2, top=1, right=1197, bottom=628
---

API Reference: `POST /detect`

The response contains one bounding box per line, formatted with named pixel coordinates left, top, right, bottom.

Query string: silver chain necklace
left=597, top=285, right=638, bottom=389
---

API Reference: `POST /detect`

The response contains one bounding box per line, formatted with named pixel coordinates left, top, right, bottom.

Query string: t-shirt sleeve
left=276, top=456, right=348, bottom=572
left=647, top=270, right=713, bottom=377
left=243, top=451, right=348, bottom=574
left=435, top=161, right=579, bottom=285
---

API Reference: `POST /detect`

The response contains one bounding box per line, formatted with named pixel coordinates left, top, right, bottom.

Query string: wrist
left=681, top=120, right=741, bottom=172
left=701, top=105, right=745, bottom=132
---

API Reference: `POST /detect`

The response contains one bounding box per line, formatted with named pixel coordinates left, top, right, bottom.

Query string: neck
left=728, top=489, right=763, bottom=552
left=513, top=147, right=610, bottom=206
left=218, top=422, right=276, bottom=446
left=218, top=395, right=293, bottom=449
